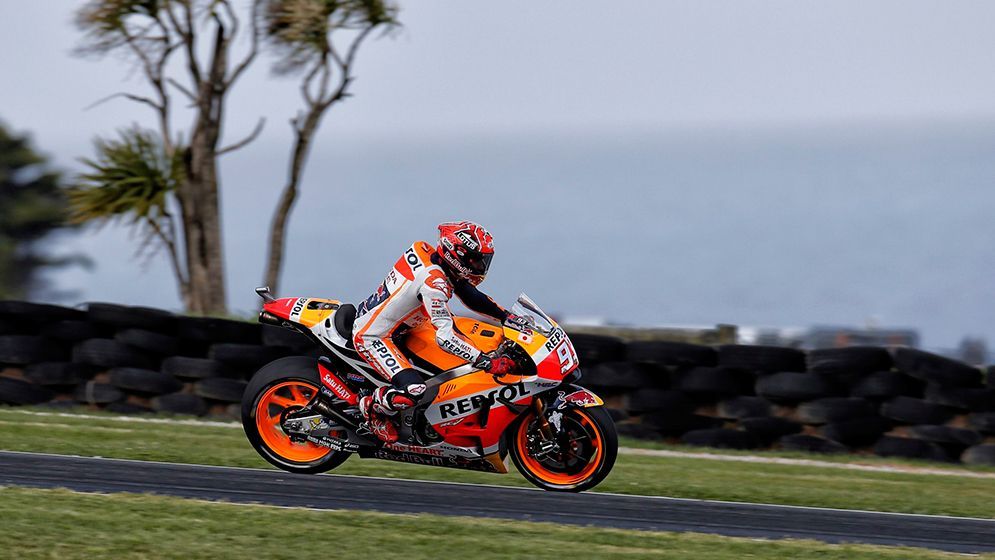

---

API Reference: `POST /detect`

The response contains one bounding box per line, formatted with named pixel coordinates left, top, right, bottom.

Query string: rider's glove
left=503, top=313, right=533, bottom=332
left=474, top=352, right=517, bottom=376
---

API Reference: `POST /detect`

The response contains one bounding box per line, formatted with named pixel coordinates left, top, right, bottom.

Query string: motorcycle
left=241, top=287, right=617, bottom=492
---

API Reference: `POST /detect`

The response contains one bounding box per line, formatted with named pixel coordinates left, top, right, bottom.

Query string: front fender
left=502, top=384, right=604, bottom=459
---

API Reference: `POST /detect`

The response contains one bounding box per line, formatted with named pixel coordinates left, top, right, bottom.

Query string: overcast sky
left=2, top=1, right=994, bottom=348
left=5, top=0, right=995, bottom=148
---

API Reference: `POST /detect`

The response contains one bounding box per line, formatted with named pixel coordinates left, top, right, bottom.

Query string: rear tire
left=509, top=405, right=617, bottom=492
left=241, top=356, right=350, bottom=474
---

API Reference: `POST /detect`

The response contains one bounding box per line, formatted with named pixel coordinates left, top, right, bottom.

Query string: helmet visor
left=464, top=251, right=493, bottom=276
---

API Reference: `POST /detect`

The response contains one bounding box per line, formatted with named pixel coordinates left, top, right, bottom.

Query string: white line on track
left=1, top=449, right=993, bottom=524
left=6, top=409, right=995, bottom=480
left=5, top=410, right=241, bottom=428
left=620, top=447, right=995, bottom=480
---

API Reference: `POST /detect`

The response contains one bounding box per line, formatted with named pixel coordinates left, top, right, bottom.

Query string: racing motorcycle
left=241, top=287, right=617, bottom=492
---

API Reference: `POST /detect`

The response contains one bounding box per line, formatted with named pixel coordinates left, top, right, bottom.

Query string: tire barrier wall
left=0, top=301, right=993, bottom=466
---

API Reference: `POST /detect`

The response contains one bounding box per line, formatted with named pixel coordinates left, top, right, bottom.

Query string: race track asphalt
left=1, top=450, right=993, bottom=553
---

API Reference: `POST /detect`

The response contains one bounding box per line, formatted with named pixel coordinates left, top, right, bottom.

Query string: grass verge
left=1, top=487, right=988, bottom=560
left=1, top=407, right=993, bottom=518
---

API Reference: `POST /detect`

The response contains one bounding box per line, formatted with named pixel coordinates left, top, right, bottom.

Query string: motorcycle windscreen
left=510, top=293, right=557, bottom=335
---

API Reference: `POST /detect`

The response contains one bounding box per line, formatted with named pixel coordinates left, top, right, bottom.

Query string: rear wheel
left=509, top=405, right=617, bottom=492
left=241, top=356, right=351, bottom=474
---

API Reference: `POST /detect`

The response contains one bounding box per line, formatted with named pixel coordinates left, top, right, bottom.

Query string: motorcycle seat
left=334, top=303, right=356, bottom=345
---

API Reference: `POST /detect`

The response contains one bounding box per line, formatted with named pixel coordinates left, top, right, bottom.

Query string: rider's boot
left=359, top=370, right=426, bottom=444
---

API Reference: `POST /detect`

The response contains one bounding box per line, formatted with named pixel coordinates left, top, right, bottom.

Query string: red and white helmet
left=437, top=221, right=494, bottom=286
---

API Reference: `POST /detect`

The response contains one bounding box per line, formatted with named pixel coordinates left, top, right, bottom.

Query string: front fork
left=528, top=397, right=565, bottom=458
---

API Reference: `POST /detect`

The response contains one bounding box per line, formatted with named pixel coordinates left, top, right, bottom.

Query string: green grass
left=0, top=487, right=987, bottom=560
left=1, top=407, right=993, bottom=518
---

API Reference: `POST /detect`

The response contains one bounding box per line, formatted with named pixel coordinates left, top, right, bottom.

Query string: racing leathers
left=352, top=241, right=513, bottom=442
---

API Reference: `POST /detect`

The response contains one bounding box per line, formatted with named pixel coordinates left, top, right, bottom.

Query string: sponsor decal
left=371, top=339, right=402, bottom=374
left=319, top=366, right=355, bottom=403
left=440, top=338, right=475, bottom=361
left=405, top=246, right=424, bottom=272
left=543, top=328, right=565, bottom=351
left=442, top=252, right=471, bottom=275
left=407, top=383, right=426, bottom=396
left=384, top=443, right=444, bottom=457
left=347, top=373, right=366, bottom=383
left=438, top=381, right=528, bottom=419
left=455, top=230, right=479, bottom=251
left=429, top=298, right=449, bottom=321
left=290, top=298, right=308, bottom=321
left=374, top=449, right=446, bottom=467
left=563, top=389, right=602, bottom=408
left=307, top=434, right=359, bottom=453
left=371, top=449, right=499, bottom=473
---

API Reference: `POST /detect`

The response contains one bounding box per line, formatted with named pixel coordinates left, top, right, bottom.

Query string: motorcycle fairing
left=419, top=296, right=580, bottom=459
left=403, top=317, right=503, bottom=371
left=263, top=297, right=341, bottom=328
left=262, top=292, right=597, bottom=473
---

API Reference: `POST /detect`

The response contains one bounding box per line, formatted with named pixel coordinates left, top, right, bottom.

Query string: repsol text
left=438, top=381, right=528, bottom=419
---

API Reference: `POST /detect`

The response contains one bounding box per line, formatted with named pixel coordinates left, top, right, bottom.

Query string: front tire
left=241, top=356, right=351, bottom=474
left=509, top=405, right=617, bottom=492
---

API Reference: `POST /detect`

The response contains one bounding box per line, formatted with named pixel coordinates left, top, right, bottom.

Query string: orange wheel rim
left=254, top=381, right=331, bottom=463
left=516, top=408, right=604, bottom=486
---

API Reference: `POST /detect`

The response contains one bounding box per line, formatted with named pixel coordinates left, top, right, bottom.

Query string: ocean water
left=52, top=122, right=995, bottom=349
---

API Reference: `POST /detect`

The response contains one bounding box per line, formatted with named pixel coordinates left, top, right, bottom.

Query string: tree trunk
left=177, top=144, right=226, bottom=315
left=176, top=24, right=230, bottom=315
left=262, top=110, right=324, bottom=295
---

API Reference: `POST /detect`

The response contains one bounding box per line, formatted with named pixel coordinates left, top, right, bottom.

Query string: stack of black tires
left=573, top=336, right=995, bottom=466
left=1, top=300, right=993, bottom=466
left=0, top=301, right=312, bottom=418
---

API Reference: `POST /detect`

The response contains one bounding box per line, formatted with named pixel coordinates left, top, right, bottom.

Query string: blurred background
left=2, top=0, right=993, bottom=359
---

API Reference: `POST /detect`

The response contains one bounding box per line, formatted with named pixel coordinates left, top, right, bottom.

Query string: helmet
left=437, top=221, right=494, bottom=286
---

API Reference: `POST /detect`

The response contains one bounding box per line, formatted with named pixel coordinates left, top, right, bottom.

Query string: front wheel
left=509, top=405, right=617, bottom=492
left=241, top=356, right=351, bottom=474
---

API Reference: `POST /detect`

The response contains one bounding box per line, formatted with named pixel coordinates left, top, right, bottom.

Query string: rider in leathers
left=353, top=221, right=528, bottom=443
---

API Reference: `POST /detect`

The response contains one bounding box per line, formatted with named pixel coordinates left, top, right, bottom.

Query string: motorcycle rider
left=352, top=221, right=530, bottom=443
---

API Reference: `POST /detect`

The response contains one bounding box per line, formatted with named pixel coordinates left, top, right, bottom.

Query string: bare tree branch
left=218, top=117, right=266, bottom=155
left=300, top=57, right=325, bottom=105
left=84, top=92, right=162, bottom=112
left=226, top=0, right=263, bottom=88
left=316, top=55, right=332, bottom=103
left=263, top=5, right=397, bottom=294
left=165, top=1, right=202, bottom=86
left=167, top=77, right=197, bottom=102
left=219, top=0, right=240, bottom=40
left=316, top=27, right=375, bottom=110
left=344, top=26, right=375, bottom=70
left=327, top=39, right=346, bottom=70
left=120, top=27, right=160, bottom=81
left=147, top=215, right=188, bottom=289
